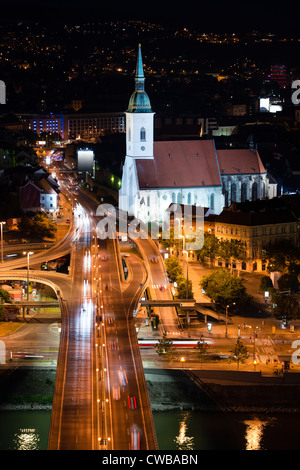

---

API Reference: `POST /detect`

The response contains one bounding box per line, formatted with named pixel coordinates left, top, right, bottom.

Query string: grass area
left=0, top=321, right=22, bottom=336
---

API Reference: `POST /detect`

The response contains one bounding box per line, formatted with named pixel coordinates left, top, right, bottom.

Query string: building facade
left=213, top=203, right=299, bottom=272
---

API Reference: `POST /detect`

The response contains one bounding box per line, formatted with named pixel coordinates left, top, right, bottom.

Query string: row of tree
left=165, top=256, right=193, bottom=299
left=154, top=333, right=249, bottom=370
left=162, top=231, right=299, bottom=275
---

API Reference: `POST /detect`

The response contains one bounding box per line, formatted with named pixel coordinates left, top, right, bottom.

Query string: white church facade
left=119, top=44, right=277, bottom=225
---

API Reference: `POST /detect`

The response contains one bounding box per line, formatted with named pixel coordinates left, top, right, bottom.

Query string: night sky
left=1, top=0, right=300, bottom=33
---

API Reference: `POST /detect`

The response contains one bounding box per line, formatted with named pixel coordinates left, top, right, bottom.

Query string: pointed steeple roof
left=127, top=44, right=152, bottom=113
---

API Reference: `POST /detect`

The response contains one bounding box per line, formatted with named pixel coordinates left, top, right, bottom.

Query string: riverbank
left=145, top=368, right=300, bottom=413
left=2, top=367, right=300, bottom=414
left=0, top=367, right=56, bottom=411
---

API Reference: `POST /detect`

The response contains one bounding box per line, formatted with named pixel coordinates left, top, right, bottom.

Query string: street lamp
left=180, top=357, right=185, bottom=369
left=225, top=302, right=235, bottom=338
left=0, top=221, right=6, bottom=263
left=23, top=251, right=33, bottom=301
left=180, top=235, right=190, bottom=299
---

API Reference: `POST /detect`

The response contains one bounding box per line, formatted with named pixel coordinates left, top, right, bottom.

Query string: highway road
left=0, top=162, right=159, bottom=450
left=47, top=165, right=157, bottom=450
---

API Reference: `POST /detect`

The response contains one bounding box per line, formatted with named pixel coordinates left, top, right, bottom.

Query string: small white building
left=19, top=178, right=59, bottom=213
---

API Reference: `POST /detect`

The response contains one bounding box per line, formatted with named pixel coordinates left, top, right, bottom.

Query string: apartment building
left=214, top=202, right=299, bottom=272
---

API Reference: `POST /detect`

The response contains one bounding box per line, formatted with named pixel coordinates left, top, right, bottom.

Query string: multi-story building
left=66, top=112, right=125, bottom=140
left=19, top=114, right=63, bottom=136
left=214, top=200, right=299, bottom=272
left=20, top=112, right=125, bottom=141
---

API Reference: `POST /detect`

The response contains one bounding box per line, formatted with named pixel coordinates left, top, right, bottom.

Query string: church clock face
left=141, top=146, right=145, bottom=151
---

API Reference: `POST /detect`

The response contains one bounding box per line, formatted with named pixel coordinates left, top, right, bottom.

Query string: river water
left=0, top=409, right=300, bottom=450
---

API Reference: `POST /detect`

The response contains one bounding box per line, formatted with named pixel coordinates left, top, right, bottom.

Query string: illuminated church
left=119, top=44, right=277, bottom=224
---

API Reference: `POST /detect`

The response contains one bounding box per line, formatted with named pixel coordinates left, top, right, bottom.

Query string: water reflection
left=244, top=417, right=276, bottom=450
left=174, top=411, right=194, bottom=450
left=13, top=428, right=40, bottom=450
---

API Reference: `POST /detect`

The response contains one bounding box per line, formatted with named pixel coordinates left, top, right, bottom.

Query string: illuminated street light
left=0, top=221, right=6, bottom=263
left=23, top=251, right=34, bottom=301
left=225, top=302, right=236, bottom=338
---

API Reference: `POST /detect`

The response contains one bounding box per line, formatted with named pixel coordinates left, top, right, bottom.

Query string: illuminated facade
left=119, top=45, right=277, bottom=224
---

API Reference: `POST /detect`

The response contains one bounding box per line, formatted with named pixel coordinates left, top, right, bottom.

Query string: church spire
left=127, top=44, right=152, bottom=113
left=135, top=43, right=145, bottom=84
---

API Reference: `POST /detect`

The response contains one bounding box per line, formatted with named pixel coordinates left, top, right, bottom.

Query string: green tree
left=259, top=275, right=273, bottom=292
left=217, top=239, right=246, bottom=266
left=175, top=275, right=194, bottom=299
left=195, top=233, right=219, bottom=266
left=278, top=273, right=299, bottom=293
left=273, top=293, right=300, bottom=322
left=229, top=338, right=249, bottom=370
left=0, top=288, right=12, bottom=304
left=0, top=288, right=12, bottom=320
left=19, top=212, right=57, bottom=239
left=267, top=252, right=286, bottom=272
left=200, top=269, right=250, bottom=311
left=165, top=256, right=183, bottom=282
left=154, top=333, right=174, bottom=364
left=194, top=335, right=209, bottom=367
left=160, top=228, right=180, bottom=250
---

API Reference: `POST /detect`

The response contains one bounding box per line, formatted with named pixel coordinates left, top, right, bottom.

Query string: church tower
left=125, top=44, right=155, bottom=159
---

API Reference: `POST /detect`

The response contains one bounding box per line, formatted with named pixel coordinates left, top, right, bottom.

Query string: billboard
left=77, top=149, right=94, bottom=173
left=259, top=98, right=270, bottom=112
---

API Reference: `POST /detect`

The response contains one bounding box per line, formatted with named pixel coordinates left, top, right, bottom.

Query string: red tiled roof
left=217, top=148, right=266, bottom=175
left=136, top=140, right=222, bottom=189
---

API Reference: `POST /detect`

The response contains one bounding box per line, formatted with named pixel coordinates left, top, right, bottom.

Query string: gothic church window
left=231, top=183, right=237, bottom=202
left=140, top=127, right=146, bottom=141
left=241, top=182, right=247, bottom=202
left=252, top=182, right=258, bottom=201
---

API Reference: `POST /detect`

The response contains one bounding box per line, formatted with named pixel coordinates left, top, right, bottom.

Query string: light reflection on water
left=174, top=411, right=194, bottom=450
left=243, top=416, right=276, bottom=450
left=13, top=427, right=40, bottom=450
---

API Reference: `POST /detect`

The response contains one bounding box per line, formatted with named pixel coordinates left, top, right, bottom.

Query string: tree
left=217, top=239, right=246, bottom=266
left=278, top=273, right=299, bottom=293
left=195, top=233, right=219, bottom=266
left=175, top=275, right=194, bottom=299
left=229, top=338, right=249, bottom=370
left=194, top=335, right=209, bottom=367
left=273, top=293, right=300, bottom=322
left=19, top=212, right=57, bottom=239
left=0, top=288, right=12, bottom=304
left=0, top=288, right=12, bottom=320
left=200, top=269, right=250, bottom=311
left=153, top=333, right=174, bottom=364
left=259, top=275, right=273, bottom=292
left=165, top=256, right=183, bottom=283
left=160, top=228, right=181, bottom=250
left=267, top=251, right=286, bottom=272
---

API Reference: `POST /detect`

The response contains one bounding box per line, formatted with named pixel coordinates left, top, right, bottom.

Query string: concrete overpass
left=140, top=299, right=228, bottom=322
